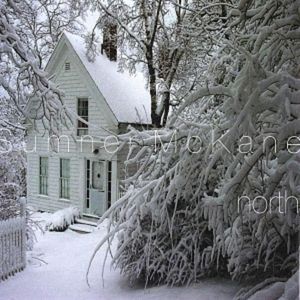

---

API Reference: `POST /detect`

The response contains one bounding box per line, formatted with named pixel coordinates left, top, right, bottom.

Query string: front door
left=86, top=159, right=106, bottom=216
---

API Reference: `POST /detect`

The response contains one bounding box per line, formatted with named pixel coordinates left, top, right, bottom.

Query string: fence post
left=0, top=197, right=27, bottom=281
left=0, top=216, right=26, bottom=281
left=19, top=197, right=26, bottom=271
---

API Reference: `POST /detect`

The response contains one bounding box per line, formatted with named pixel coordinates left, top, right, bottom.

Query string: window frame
left=77, top=98, right=89, bottom=136
left=59, top=158, right=71, bottom=200
left=39, top=157, right=48, bottom=196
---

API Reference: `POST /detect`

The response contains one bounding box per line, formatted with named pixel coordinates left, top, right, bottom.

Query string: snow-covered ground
left=0, top=213, right=238, bottom=300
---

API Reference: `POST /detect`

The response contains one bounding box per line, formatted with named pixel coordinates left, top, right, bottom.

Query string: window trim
left=39, top=156, right=48, bottom=196
left=59, top=158, right=71, bottom=200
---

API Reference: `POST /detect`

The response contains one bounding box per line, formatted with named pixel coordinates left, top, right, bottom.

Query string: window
left=65, top=62, right=70, bottom=71
left=60, top=158, right=70, bottom=199
left=39, top=157, right=48, bottom=195
left=92, top=161, right=104, bottom=191
left=77, top=98, right=88, bottom=136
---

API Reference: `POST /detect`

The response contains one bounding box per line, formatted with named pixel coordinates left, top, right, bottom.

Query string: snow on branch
left=0, top=0, right=84, bottom=135
left=88, top=0, right=299, bottom=294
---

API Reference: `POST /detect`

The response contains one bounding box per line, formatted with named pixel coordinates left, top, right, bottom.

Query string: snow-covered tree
left=20, top=0, right=85, bottom=67
left=0, top=0, right=84, bottom=221
left=0, top=0, right=85, bottom=135
left=89, top=0, right=300, bottom=297
left=0, top=0, right=86, bottom=248
left=88, top=0, right=224, bottom=126
left=0, top=96, right=25, bottom=220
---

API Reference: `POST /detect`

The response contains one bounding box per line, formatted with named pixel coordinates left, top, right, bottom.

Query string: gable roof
left=62, top=32, right=151, bottom=125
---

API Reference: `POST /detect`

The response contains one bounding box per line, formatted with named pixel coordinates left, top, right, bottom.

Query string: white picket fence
left=0, top=213, right=26, bottom=281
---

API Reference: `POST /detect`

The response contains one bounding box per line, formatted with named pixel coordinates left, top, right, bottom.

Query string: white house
left=26, top=31, right=151, bottom=217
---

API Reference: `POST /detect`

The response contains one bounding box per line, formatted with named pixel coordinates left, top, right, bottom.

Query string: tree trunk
left=146, top=50, right=160, bottom=127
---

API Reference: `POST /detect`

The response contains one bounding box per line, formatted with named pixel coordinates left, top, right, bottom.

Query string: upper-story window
left=77, top=98, right=88, bottom=136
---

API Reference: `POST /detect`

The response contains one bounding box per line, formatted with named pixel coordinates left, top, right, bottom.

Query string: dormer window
left=65, top=62, right=71, bottom=71
left=77, top=98, right=88, bottom=136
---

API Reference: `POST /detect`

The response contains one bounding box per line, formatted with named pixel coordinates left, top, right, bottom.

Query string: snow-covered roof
left=64, top=32, right=151, bottom=124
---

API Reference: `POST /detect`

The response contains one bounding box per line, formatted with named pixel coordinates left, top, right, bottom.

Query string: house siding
left=26, top=46, right=119, bottom=214
left=27, top=152, right=82, bottom=212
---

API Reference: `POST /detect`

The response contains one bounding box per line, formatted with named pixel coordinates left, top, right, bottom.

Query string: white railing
left=0, top=201, right=26, bottom=281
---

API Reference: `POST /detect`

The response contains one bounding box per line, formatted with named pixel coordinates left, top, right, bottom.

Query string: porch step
left=75, top=218, right=98, bottom=227
left=69, top=223, right=95, bottom=234
left=81, top=214, right=100, bottom=224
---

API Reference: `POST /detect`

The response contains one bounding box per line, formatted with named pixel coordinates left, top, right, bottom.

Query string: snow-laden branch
left=0, top=0, right=76, bottom=135
left=89, top=0, right=300, bottom=294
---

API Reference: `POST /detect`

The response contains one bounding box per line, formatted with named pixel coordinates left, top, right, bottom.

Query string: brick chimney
left=101, top=22, right=117, bottom=61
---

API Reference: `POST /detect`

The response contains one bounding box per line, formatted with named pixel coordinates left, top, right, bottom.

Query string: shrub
left=46, top=207, right=81, bottom=232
